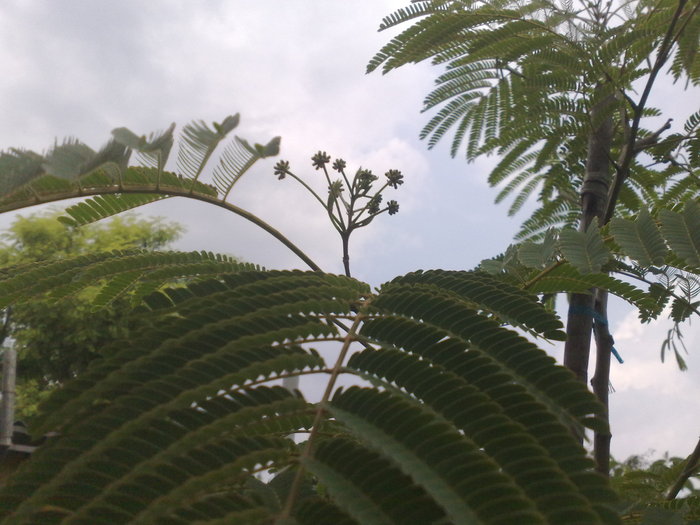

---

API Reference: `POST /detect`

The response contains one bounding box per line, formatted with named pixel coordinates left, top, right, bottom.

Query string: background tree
left=0, top=212, right=182, bottom=419
left=368, top=0, right=699, bottom=473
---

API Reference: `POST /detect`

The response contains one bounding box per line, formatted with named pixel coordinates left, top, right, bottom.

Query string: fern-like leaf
left=660, top=200, right=700, bottom=268
left=0, top=269, right=620, bottom=524
left=559, top=221, right=611, bottom=274
left=610, top=207, right=667, bottom=267
left=176, top=115, right=240, bottom=183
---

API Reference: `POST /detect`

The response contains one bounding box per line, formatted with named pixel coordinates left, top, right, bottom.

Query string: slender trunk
left=564, top=93, right=614, bottom=385
left=591, top=289, right=613, bottom=475
left=0, top=346, right=16, bottom=447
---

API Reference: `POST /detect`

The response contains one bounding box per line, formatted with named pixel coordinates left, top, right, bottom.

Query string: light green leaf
left=177, top=114, right=240, bottom=181
left=610, top=208, right=667, bottom=266
left=559, top=220, right=611, bottom=274
left=660, top=201, right=700, bottom=267
left=518, top=228, right=558, bottom=268
left=42, top=139, right=96, bottom=180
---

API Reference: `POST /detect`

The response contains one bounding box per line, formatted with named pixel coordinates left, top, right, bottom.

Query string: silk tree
left=368, top=0, right=699, bottom=472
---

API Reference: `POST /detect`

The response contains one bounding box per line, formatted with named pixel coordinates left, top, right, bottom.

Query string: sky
left=0, top=0, right=698, bottom=463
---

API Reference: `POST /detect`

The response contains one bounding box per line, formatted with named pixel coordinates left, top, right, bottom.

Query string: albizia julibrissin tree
left=369, top=0, right=699, bottom=474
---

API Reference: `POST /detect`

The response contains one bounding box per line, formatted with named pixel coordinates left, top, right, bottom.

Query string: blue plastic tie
left=569, top=305, right=624, bottom=364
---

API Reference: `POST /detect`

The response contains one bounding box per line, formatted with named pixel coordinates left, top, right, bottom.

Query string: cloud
left=605, top=307, right=700, bottom=459
left=0, top=0, right=438, bottom=280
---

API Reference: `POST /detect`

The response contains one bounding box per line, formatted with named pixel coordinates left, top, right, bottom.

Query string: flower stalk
left=274, top=152, right=404, bottom=277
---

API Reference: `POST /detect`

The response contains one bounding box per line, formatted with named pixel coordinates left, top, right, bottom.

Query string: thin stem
left=522, top=259, right=566, bottom=290
left=229, top=368, right=337, bottom=394
left=339, top=167, right=353, bottom=193
left=341, top=232, right=351, bottom=277
left=615, top=270, right=700, bottom=320
left=279, top=309, right=366, bottom=520
left=287, top=172, right=343, bottom=232
left=322, top=165, right=346, bottom=227
left=353, top=181, right=390, bottom=223
left=287, top=172, right=326, bottom=209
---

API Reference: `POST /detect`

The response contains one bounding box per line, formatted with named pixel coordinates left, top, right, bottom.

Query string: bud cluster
left=273, top=151, right=405, bottom=276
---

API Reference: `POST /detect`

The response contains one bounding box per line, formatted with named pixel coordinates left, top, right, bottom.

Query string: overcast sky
left=1, top=0, right=698, bottom=463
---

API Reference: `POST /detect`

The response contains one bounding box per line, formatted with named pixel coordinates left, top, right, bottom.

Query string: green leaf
left=518, top=228, right=558, bottom=268
left=212, top=136, right=281, bottom=199
left=59, top=194, right=170, bottom=227
left=660, top=200, right=700, bottom=268
left=330, top=389, right=514, bottom=525
left=0, top=270, right=620, bottom=524
left=610, top=208, right=667, bottom=266
left=559, top=221, right=611, bottom=274
left=177, top=115, right=240, bottom=182
left=305, top=438, right=446, bottom=525
left=112, top=122, right=175, bottom=172
left=525, top=264, right=662, bottom=320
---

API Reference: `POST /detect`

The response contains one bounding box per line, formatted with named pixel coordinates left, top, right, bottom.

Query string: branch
left=633, top=118, right=673, bottom=153
left=615, top=270, right=700, bottom=320
left=603, top=0, right=688, bottom=223
left=0, top=185, right=323, bottom=272
left=666, top=436, right=700, bottom=500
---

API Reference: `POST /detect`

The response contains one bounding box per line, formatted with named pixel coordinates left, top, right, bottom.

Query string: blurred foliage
left=0, top=211, right=183, bottom=421
left=611, top=452, right=700, bottom=523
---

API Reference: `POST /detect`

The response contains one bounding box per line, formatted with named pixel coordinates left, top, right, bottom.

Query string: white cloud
left=604, top=308, right=700, bottom=459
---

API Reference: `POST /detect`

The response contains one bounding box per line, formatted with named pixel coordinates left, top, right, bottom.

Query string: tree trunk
left=591, top=289, right=613, bottom=475
left=564, top=91, right=614, bottom=459
left=0, top=346, right=16, bottom=448
left=564, top=92, right=614, bottom=384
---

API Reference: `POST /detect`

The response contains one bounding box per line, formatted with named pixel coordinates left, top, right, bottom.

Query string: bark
left=591, top=289, right=613, bottom=475
left=0, top=347, right=16, bottom=447
left=563, top=93, right=614, bottom=385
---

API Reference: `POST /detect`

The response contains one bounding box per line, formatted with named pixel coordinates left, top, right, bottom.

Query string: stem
left=322, top=165, right=346, bottom=227
left=564, top=89, right=614, bottom=385
left=341, top=231, right=351, bottom=277
left=279, top=309, right=366, bottom=520
left=0, top=345, right=17, bottom=447
left=615, top=270, right=700, bottom=320
left=353, top=182, right=390, bottom=223
left=287, top=172, right=343, bottom=232
left=339, top=167, right=353, bottom=194
left=522, top=259, right=566, bottom=290
left=286, top=173, right=326, bottom=209
left=666, top=436, right=700, bottom=500
left=591, top=289, right=612, bottom=475
left=603, top=0, right=688, bottom=223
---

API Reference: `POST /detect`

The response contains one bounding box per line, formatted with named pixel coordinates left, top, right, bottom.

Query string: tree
left=0, top=213, right=182, bottom=420
left=0, top=111, right=696, bottom=522
left=367, top=0, right=699, bottom=475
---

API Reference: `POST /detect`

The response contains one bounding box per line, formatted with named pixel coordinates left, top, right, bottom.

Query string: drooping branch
left=0, top=184, right=323, bottom=272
